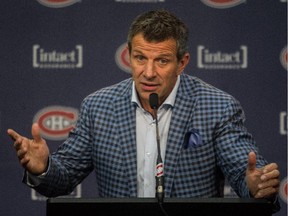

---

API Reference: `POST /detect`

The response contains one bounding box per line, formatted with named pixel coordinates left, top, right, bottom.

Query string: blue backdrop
left=0, top=1, right=287, bottom=216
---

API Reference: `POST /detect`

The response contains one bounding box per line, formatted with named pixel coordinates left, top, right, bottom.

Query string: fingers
left=247, top=151, right=257, bottom=171
left=12, top=136, right=32, bottom=167
left=16, top=146, right=30, bottom=165
left=8, top=123, right=42, bottom=147
left=255, top=163, right=280, bottom=199
left=254, top=179, right=279, bottom=198
left=7, top=127, right=32, bottom=165
left=254, top=187, right=279, bottom=198
left=260, top=164, right=280, bottom=187
left=31, top=123, right=42, bottom=143
left=8, top=128, right=28, bottom=149
left=260, top=163, right=280, bottom=183
left=263, top=163, right=278, bottom=175
left=258, top=178, right=280, bottom=191
left=7, top=129, right=21, bottom=142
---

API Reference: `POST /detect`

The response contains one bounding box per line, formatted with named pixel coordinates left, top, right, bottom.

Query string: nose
left=143, top=60, right=156, bottom=79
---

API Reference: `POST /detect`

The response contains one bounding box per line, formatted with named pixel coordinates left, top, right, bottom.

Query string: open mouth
left=141, top=82, right=158, bottom=91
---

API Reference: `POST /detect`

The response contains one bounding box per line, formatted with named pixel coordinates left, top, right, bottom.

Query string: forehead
left=131, top=33, right=177, bottom=55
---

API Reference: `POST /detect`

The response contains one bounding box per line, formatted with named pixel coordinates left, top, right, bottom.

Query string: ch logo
left=34, top=106, right=78, bottom=140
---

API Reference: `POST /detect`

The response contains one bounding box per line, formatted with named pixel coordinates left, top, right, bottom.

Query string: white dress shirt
left=131, top=76, right=180, bottom=197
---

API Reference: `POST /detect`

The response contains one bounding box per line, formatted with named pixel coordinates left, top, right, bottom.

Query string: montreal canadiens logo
left=201, top=0, right=245, bottom=9
left=279, top=177, right=288, bottom=203
left=33, top=106, right=78, bottom=140
left=156, top=163, right=164, bottom=177
left=37, top=0, right=80, bottom=8
left=280, top=46, right=287, bottom=71
left=115, top=43, right=131, bottom=74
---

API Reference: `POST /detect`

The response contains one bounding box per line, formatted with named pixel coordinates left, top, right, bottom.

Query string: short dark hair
left=127, top=9, right=189, bottom=61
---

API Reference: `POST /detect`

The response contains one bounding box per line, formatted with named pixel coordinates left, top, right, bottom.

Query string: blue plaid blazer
left=30, top=73, right=268, bottom=198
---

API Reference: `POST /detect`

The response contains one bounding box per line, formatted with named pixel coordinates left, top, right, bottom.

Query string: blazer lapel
left=164, top=77, right=198, bottom=197
left=114, top=86, right=138, bottom=197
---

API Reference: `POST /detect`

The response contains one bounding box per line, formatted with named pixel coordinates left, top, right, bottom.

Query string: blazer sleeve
left=213, top=97, right=267, bottom=198
left=23, top=97, right=95, bottom=197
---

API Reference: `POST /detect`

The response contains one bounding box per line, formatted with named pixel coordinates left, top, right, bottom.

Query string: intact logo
left=33, top=106, right=78, bottom=140
left=279, top=177, right=288, bottom=203
left=37, top=0, right=80, bottom=8
left=33, top=45, right=83, bottom=69
left=201, top=0, right=245, bottom=9
left=280, top=46, right=287, bottom=71
left=197, top=45, right=248, bottom=69
left=115, top=43, right=131, bottom=74
left=280, top=111, right=287, bottom=135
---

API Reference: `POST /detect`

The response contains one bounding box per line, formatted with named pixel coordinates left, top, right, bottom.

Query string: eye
left=134, top=55, right=145, bottom=62
left=158, top=58, right=169, bottom=65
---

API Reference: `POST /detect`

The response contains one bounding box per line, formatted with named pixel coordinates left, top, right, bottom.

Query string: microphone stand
left=149, top=93, right=168, bottom=216
left=149, top=93, right=165, bottom=204
left=152, top=108, right=165, bottom=204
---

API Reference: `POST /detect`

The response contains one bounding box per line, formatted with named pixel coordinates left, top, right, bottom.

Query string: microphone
left=149, top=93, right=165, bottom=204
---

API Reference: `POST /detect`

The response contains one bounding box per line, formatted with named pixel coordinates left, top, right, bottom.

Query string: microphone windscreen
left=149, top=93, right=159, bottom=109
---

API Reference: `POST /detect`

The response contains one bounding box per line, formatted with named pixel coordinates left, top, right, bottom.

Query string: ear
left=125, top=45, right=132, bottom=67
left=177, top=53, right=190, bottom=75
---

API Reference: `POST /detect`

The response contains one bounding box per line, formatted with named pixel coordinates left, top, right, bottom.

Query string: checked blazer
left=29, top=73, right=268, bottom=198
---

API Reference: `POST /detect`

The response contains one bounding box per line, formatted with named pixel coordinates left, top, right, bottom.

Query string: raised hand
left=7, top=123, right=50, bottom=175
left=245, top=152, right=280, bottom=198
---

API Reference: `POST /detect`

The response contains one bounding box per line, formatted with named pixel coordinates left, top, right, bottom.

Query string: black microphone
left=149, top=93, right=165, bottom=204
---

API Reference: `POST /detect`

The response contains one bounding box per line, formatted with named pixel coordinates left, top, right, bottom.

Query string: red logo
left=34, top=106, right=78, bottom=140
left=201, top=0, right=245, bottom=9
left=115, top=43, right=131, bottom=74
left=280, top=46, right=287, bottom=71
left=156, top=163, right=164, bottom=177
left=37, top=0, right=80, bottom=8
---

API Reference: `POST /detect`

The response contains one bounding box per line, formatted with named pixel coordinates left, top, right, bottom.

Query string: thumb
left=247, top=151, right=257, bottom=172
left=31, top=123, right=42, bottom=143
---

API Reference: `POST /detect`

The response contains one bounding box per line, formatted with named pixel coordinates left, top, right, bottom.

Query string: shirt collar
left=131, top=75, right=180, bottom=109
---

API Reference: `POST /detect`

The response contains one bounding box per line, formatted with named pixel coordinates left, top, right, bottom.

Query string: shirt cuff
left=24, top=157, right=51, bottom=187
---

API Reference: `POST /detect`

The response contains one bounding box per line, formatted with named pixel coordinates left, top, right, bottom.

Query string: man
left=7, top=9, right=280, bottom=207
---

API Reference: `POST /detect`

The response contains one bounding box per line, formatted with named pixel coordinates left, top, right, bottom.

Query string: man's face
left=129, top=33, right=189, bottom=112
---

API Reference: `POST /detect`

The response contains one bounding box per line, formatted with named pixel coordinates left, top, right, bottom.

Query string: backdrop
left=0, top=1, right=287, bottom=216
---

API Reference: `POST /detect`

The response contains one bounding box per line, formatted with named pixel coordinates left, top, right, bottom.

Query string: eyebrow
left=132, top=50, right=174, bottom=58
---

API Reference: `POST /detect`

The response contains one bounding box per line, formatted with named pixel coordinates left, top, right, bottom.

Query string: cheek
left=131, top=67, right=141, bottom=79
left=131, top=64, right=146, bottom=79
left=161, top=72, right=178, bottom=90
